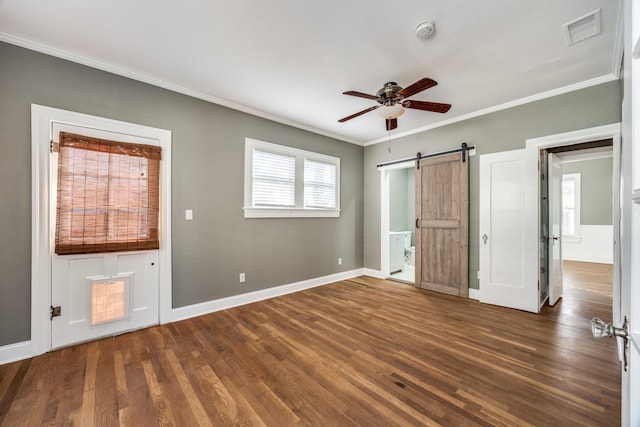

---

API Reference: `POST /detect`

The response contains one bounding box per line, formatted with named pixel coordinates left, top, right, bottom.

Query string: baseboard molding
left=563, top=254, right=613, bottom=264
left=362, top=268, right=384, bottom=279
left=468, top=288, right=480, bottom=300
left=0, top=341, right=31, bottom=365
left=171, top=268, right=366, bottom=323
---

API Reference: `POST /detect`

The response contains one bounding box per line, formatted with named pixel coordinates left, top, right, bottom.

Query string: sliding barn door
left=415, top=152, right=469, bottom=297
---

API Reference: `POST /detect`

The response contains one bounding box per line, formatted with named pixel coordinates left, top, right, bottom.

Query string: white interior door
left=548, top=153, right=563, bottom=305
left=621, top=1, right=640, bottom=423
left=479, top=149, right=539, bottom=312
left=49, top=123, right=160, bottom=349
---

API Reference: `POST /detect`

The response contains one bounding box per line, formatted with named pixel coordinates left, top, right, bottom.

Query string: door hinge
left=50, top=305, right=61, bottom=319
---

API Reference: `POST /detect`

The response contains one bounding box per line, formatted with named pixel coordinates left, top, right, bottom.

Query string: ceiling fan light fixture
left=377, top=104, right=405, bottom=119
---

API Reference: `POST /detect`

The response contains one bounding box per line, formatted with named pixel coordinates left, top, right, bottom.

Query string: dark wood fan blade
left=386, top=118, right=398, bottom=131
left=398, top=78, right=438, bottom=99
left=338, top=105, right=380, bottom=122
left=342, top=90, right=378, bottom=100
left=402, top=100, right=451, bottom=113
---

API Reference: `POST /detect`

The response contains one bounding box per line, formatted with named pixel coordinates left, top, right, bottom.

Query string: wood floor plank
left=0, top=261, right=620, bottom=426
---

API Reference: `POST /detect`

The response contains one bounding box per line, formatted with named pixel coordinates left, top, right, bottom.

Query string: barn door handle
left=415, top=218, right=419, bottom=229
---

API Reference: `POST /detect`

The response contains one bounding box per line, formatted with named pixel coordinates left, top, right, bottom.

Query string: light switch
left=185, top=209, right=193, bottom=220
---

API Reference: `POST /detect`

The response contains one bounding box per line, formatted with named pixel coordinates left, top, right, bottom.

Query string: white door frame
left=379, top=160, right=415, bottom=278
left=525, top=123, right=621, bottom=324
left=31, top=104, right=173, bottom=356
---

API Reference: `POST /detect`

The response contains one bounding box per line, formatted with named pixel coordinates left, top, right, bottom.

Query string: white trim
left=365, top=74, right=618, bottom=146
left=31, top=104, right=172, bottom=357
left=468, top=288, right=480, bottom=300
left=243, top=138, right=341, bottom=218
left=0, top=34, right=618, bottom=149
left=243, top=208, right=340, bottom=218
left=525, top=123, right=621, bottom=321
left=378, top=159, right=416, bottom=279
left=362, top=268, right=385, bottom=279
left=558, top=149, right=613, bottom=163
left=172, top=268, right=365, bottom=322
left=0, top=341, right=31, bottom=365
left=0, top=32, right=362, bottom=147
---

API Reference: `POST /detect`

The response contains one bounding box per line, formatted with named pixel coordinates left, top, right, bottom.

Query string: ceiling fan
left=338, top=78, right=451, bottom=131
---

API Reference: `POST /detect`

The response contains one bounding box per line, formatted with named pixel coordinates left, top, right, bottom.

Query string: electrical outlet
left=239, top=273, right=246, bottom=283
left=185, top=209, right=193, bottom=220
left=338, top=258, right=342, bottom=265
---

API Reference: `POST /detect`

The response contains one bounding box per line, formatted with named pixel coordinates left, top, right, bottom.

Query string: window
left=54, top=132, right=161, bottom=254
left=244, top=138, right=340, bottom=218
left=562, top=173, right=581, bottom=240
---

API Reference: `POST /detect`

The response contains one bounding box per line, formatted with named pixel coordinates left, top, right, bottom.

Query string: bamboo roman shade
left=54, top=132, right=161, bottom=255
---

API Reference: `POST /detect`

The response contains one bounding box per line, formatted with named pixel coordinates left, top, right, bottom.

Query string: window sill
left=243, top=207, right=341, bottom=218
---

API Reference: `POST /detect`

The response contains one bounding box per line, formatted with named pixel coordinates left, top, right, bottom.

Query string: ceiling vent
left=563, top=9, right=602, bottom=45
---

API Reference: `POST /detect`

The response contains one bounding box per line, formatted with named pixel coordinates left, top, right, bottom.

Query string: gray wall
left=364, top=81, right=621, bottom=289
left=0, top=42, right=364, bottom=346
left=562, top=157, right=613, bottom=225
left=389, top=168, right=416, bottom=245
left=389, top=168, right=410, bottom=232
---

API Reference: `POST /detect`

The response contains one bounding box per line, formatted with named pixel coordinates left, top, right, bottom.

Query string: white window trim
left=244, top=138, right=341, bottom=218
left=562, top=172, right=581, bottom=242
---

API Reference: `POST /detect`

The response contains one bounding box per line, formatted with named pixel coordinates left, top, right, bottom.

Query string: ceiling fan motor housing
left=377, top=82, right=403, bottom=105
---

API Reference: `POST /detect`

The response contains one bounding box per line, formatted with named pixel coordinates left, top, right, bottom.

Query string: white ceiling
left=0, top=0, right=622, bottom=145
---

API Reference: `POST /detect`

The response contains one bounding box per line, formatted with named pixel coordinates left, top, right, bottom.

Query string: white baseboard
left=362, top=268, right=384, bottom=279
left=171, top=268, right=366, bottom=322
left=468, top=288, right=480, bottom=300
left=0, top=341, right=32, bottom=365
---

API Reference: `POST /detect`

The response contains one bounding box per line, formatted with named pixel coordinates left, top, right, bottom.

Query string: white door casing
left=548, top=153, right=563, bottom=306
left=479, top=149, right=539, bottom=312
left=31, top=105, right=172, bottom=356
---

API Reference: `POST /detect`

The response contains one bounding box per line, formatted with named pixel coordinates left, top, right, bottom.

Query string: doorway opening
left=389, top=167, right=416, bottom=283
left=380, top=163, right=416, bottom=284
left=539, top=138, right=616, bottom=317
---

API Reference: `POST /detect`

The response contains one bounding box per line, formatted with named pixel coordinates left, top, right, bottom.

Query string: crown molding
left=0, top=32, right=618, bottom=149
left=0, top=32, right=364, bottom=146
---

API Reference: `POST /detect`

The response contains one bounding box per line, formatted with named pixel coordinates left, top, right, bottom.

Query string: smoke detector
left=416, top=20, right=436, bottom=40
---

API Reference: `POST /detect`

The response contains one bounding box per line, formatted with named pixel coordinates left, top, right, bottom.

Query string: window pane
left=253, top=150, right=295, bottom=207
left=304, top=159, right=336, bottom=209
left=562, top=179, right=575, bottom=210
left=562, top=176, right=577, bottom=237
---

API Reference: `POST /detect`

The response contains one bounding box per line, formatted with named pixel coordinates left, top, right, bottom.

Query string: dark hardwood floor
left=0, top=262, right=620, bottom=426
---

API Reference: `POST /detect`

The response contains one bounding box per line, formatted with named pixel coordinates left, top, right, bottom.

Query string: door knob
left=591, top=316, right=629, bottom=371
